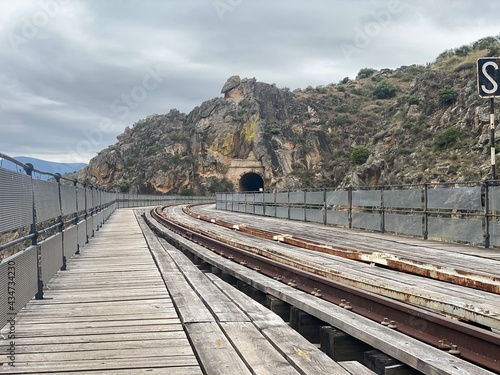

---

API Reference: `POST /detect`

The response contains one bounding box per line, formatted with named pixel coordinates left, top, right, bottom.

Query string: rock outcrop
left=77, top=36, right=500, bottom=193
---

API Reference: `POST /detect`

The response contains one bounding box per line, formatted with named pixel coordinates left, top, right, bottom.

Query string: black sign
left=478, top=58, right=500, bottom=97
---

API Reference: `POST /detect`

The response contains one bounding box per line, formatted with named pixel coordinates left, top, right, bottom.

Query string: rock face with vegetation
left=79, top=36, right=500, bottom=194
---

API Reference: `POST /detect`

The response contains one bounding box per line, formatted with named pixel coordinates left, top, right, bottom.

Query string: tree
left=351, top=146, right=370, bottom=165
left=373, top=79, right=397, bottom=99
left=117, top=179, right=131, bottom=193
left=357, top=68, right=376, bottom=79
left=434, top=128, right=461, bottom=150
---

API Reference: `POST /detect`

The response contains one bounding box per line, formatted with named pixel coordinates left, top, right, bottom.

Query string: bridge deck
left=0, top=209, right=202, bottom=374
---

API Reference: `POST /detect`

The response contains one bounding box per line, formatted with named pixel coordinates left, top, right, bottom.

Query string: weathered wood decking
left=0, top=209, right=202, bottom=374
left=1, top=209, right=368, bottom=375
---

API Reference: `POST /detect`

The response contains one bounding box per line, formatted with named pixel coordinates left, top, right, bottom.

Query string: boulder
left=221, top=75, right=241, bottom=94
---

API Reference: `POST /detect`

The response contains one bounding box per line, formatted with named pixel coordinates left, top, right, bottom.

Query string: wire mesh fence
left=217, top=181, right=500, bottom=248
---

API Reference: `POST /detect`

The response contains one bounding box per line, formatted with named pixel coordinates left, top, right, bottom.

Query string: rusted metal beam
left=183, top=206, right=500, bottom=294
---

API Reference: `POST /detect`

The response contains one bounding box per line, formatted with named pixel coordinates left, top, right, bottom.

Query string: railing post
left=304, top=189, right=307, bottom=222
left=55, top=173, right=67, bottom=271
left=484, top=180, right=491, bottom=249
left=323, top=188, right=327, bottom=226
left=423, top=182, right=429, bottom=240
left=287, top=190, right=291, bottom=220
left=24, top=163, right=43, bottom=300
left=84, top=183, right=89, bottom=243
left=348, top=186, right=353, bottom=229
left=380, top=185, right=385, bottom=233
left=273, top=190, right=278, bottom=217
left=75, top=180, right=81, bottom=255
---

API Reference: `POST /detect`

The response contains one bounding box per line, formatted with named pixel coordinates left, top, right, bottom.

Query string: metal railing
left=216, top=181, right=500, bottom=249
left=0, top=152, right=213, bottom=330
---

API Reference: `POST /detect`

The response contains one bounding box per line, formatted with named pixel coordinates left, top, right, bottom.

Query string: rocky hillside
left=79, top=36, right=500, bottom=194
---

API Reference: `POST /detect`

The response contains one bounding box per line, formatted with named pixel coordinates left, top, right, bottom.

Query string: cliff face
left=78, top=36, right=500, bottom=193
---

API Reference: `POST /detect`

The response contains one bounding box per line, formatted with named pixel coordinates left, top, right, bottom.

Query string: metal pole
left=484, top=180, right=490, bottom=249
left=490, top=97, right=496, bottom=180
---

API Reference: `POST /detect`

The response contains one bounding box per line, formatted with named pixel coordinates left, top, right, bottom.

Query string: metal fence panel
left=306, top=209, right=323, bottom=223
left=290, top=208, right=305, bottom=221
left=326, top=190, right=348, bottom=206
left=60, top=184, right=77, bottom=216
left=77, top=221, right=87, bottom=247
left=41, top=233, right=63, bottom=285
left=86, top=217, right=93, bottom=239
left=276, top=207, right=288, bottom=219
left=385, top=214, right=422, bottom=236
left=246, top=205, right=254, bottom=214
left=265, top=206, right=276, bottom=217
left=428, top=217, right=483, bottom=244
left=489, top=221, right=500, bottom=247
left=255, top=206, right=264, bottom=215
left=0, top=246, right=38, bottom=329
left=86, top=189, right=93, bottom=211
left=63, top=225, right=78, bottom=260
left=384, top=189, right=422, bottom=209
left=0, top=168, right=33, bottom=234
left=352, top=212, right=381, bottom=231
left=290, top=192, right=304, bottom=204
left=352, top=190, right=381, bottom=207
left=93, top=189, right=98, bottom=208
left=427, top=187, right=482, bottom=210
left=306, top=191, right=324, bottom=205
left=33, top=179, right=60, bottom=223
left=77, top=188, right=86, bottom=212
left=255, top=194, right=263, bottom=203
left=276, top=192, right=288, bottom=204
left=489, top=186, right=500, bottom=211
left=327, top=210, right=349, bottom=226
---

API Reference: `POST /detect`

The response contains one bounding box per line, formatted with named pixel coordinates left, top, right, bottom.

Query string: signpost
left=478, top=58, right=500, bottom=180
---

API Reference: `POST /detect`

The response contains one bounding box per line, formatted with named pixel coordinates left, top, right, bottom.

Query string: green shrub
left=438, top=86, right=458, bottom=106
left=357, top=68, right=376, bottom=79
left=269, top=126, right=281, bottom=135
left=351, top=146, right=370, bottom=165
left=117, top=179, right=131, bottom=193
left=434, top=128, right=461, bottom=150
left=208, top=178, right=234, bottom=193
left=373, top=80, right=397, bottom=99
left=180, top=188, right=195, bottom=196
left=408, top=96, right=420, bottom=106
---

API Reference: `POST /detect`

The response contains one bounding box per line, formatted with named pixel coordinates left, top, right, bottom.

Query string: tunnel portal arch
left=239, top=172, right=264, bottom=192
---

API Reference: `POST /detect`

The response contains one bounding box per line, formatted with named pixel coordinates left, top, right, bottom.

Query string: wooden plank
left=0, top=209, right=202, bottom=375
left=0, top=356, right=200, bottom=373
left=339, top=361, right=377, bottom=375
left=254, top=320, right=350, bottom=374
left=207, top=273, right=284, bottom=323
left=185, top=322, right=253, bottom=375
left=220, top=321, right=301, bottom=375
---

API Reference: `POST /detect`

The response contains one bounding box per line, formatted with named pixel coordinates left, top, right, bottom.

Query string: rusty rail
left=152, top=206, right=500, bottom=373
left=182, top=206, right=500, bottom=294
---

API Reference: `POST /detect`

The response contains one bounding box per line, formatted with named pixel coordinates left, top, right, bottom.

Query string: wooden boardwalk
left=0, top=209, right=202, bottom=374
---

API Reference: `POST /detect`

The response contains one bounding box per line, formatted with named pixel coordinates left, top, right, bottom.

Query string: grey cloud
left=0, top=0, right=498, bottom=162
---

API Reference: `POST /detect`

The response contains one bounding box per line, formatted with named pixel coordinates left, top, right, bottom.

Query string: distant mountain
left=1, top=156, right=87, bottom=179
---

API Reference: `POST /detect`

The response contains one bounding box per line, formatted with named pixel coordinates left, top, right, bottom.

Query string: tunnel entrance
left=239, top=172, right=264, bottom=192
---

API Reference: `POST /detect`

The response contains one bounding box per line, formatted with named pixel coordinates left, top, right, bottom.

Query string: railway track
left=150, top=205, right=500, bottom=374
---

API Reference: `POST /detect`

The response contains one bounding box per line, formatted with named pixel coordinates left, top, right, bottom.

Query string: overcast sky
left=0, top=0, right=499, bottom=164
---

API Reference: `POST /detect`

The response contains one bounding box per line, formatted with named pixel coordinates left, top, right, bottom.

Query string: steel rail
left=152, top=206, right=500, bottom=373
left=182, top=206, right=500, bottom=330
left=183, top=206, right=500, bottom=295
